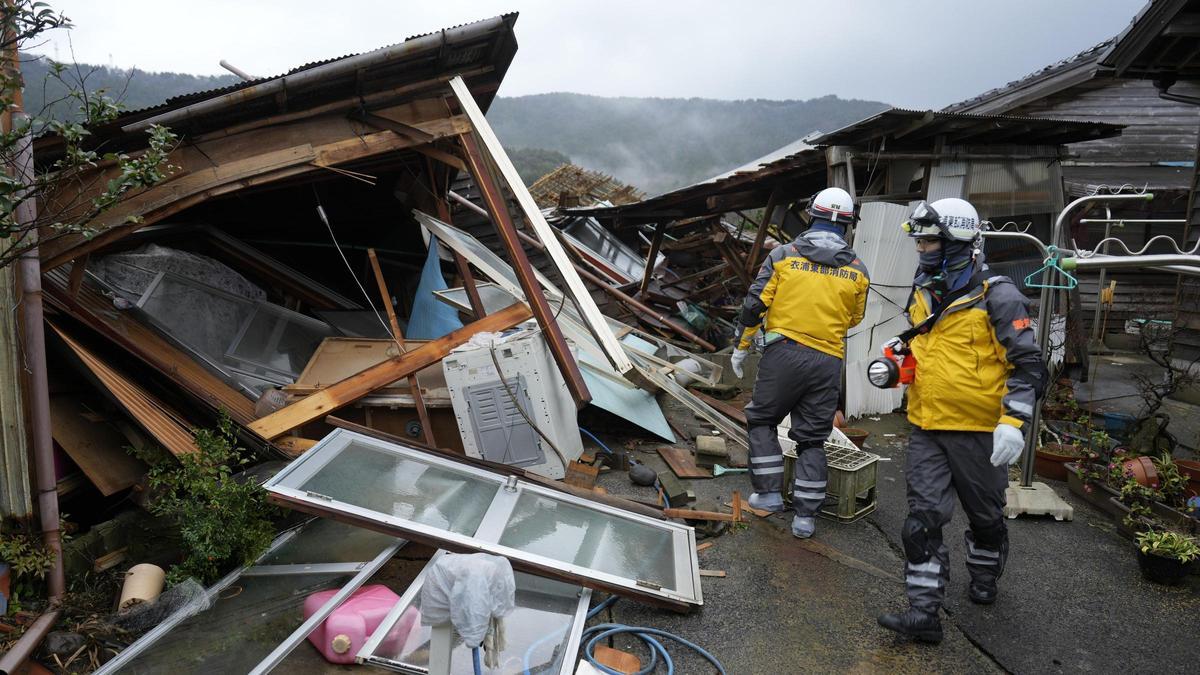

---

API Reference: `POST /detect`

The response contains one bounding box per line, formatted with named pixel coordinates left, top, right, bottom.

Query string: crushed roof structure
left=528, top=164, right=646, bottom=208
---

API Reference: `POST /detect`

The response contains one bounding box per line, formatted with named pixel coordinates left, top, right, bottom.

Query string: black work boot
left=968, top=579, right=997, bottom=605
left=877, top=608, right=943, bottom=644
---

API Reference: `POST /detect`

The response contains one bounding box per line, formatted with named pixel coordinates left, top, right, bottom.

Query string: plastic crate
left=783, top=428, right=879, bottom=522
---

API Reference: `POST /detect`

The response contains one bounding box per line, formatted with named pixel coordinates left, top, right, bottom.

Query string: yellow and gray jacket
left=905, top=271, right=1046, bottom=432
left=736, top=229, right=869, bottom=358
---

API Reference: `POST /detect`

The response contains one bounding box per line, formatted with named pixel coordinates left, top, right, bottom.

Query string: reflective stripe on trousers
left=902, top=428, right=1008, bottom=614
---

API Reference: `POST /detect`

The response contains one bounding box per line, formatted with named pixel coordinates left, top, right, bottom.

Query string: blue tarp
left=405, top=236, right=464, bottom=340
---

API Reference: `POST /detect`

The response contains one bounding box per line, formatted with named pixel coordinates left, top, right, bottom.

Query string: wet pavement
left=587, top=389, right=1199, bottom=674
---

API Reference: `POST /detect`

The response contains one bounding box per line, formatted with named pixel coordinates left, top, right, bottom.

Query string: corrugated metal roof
left=118, top=13, right=518, bottom=120
left=943, top=40, right=1111, bottom=113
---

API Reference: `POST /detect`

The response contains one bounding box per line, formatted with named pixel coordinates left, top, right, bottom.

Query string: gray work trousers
left=903, top=429, right=1009, bottom=614
left=743, top=339, right=841, bottom=517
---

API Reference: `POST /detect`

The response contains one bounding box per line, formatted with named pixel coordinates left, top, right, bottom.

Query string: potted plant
left=1134, top=530, right=1200, bottom=585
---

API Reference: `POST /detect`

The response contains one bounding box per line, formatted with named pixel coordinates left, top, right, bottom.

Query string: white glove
left=731, top=348, right=748, bottom=379
left=880, top=336, right=904, bottom=356
left=990, top=422, right=1025, bottom=467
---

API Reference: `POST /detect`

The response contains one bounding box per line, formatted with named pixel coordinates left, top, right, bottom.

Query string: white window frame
left=264, top=428, right=702, bottom=607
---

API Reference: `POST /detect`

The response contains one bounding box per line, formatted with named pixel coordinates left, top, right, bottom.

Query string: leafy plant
left=131, top=415, right=278, bottom=585
left=0, top=1, right=179, bottom=270
left=1135, top=530, right=1200, bottom=563
left=0, top=519, right=56, bottom=613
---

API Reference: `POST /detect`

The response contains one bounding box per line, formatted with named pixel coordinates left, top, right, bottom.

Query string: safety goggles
left=900, top=200, right=946, bottom=238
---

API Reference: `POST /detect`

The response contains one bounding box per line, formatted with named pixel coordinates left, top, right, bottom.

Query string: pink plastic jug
left=303, top=584, right=421, bottom=664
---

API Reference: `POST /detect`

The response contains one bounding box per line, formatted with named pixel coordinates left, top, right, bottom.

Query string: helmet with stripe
left=805, top=187, right=856, bottom=224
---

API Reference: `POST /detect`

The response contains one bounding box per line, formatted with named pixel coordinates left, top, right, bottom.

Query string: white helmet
left=806, top=187, right=856, bottom=224
left=902, top=197, right=981, bottom=242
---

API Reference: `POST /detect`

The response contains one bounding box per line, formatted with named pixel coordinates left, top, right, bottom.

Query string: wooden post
left=458, top=132, right=591, bottom=406
left=366, top=248, right=435, bottom=447
left=66, top=255, right=88, bottom=297
left=638, top=221, right=667, bottom=296
left=746, top=185, right=782, bottom=275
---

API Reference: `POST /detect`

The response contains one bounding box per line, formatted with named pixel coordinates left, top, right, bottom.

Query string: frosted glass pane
left=374, top=571, right=580, bottom=674
left=499, top=492, right=677, bottom=590
left=141, top=276, right=253, bottom=358
left=226, top=306, right=333, bottom=378
left=299, top=441, right=499, bottom=536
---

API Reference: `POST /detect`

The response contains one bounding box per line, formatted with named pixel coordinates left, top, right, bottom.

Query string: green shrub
left=133, top=415, right=278, bottom=585
left=1135, top=530, right=1200, bottom=563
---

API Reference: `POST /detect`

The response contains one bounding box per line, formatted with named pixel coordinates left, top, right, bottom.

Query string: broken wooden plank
left=662, top=508, right=737, bottom=522
left=593, top=645, right=641, bottom=674
left=696, top=541, right=715, bottom=553
left=275, top=436, right=318, bottom=457
left=250, top=302, right=532, bottom=440
left=689, top=389, right=747, bottom=426
left=699, top=569, right=727, bottom=578
left=50, top=322, right=199, bottom=457
left=657, top=447, right=712, bottom=479
left=564, top=460, right=600, bottom=489
left=49, top=396, right=147, bottom=496
left=729, top=501, right=772, bottom=518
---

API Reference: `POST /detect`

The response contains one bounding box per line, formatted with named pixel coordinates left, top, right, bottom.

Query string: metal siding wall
left=0, top=263, right=31, bottom=517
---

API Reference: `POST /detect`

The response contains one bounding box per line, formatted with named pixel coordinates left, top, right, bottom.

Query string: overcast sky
left=36, top=0, right=1148, bottom=109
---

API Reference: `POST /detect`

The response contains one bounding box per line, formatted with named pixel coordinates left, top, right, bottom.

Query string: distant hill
left=18, top=54, right=891, bottom=196
left=487, top=93, right=891, bottom=194
left=20, top=52, right=240, bottom=120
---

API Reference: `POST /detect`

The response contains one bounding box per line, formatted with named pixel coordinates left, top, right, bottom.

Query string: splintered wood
left=657, top=447, right=712, bottom=479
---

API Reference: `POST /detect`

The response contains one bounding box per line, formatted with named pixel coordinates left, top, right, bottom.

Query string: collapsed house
left=0, top=13, right=742, bottom=672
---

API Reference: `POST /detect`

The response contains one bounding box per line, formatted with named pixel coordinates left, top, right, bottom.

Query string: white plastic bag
left=420, top=553, right=516, bottom=648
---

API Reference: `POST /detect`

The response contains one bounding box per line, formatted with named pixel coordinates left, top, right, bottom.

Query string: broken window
left=265, top=428, right=703, bottom=608
left=561, top=216, right=663, bottom=284
left=358, top=550, right=590, bottom=674
left=124, top=270, right=335, bottom=395
left=96, top=519, right=402, bottom=675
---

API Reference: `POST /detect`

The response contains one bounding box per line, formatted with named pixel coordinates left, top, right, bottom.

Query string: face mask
left=918, top=248, right=943, bottom=273
left=943, top=240, right=973, bottom=270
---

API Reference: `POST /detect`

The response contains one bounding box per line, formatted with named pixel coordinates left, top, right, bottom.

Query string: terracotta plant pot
left=1121, top=456, right=1159, bottom=488
left=1176, top=460, right=1200, bottom=499
left=1137, top=549, right=1192, bottom=585
left=1035, top=444, right=1082, bottom=482
left=841, top=428, right=869, bottom=449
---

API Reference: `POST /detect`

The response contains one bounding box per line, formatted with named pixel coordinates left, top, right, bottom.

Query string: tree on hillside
left=0, top=1, right=177, bottom=270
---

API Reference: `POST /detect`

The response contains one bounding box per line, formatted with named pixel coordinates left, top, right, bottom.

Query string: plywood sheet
left=50, top=396, right=147, bottom=496
left=288, top=337, right=447, bottom=395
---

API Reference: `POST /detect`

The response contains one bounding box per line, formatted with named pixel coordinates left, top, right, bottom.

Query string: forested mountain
left=488, top=93, right=890, bottom=194
left=19, top=53, right=891, bottom=195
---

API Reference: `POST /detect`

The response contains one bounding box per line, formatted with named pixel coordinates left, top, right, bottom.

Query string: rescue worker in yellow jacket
left=876, top=198, right=1046, bottom=644
left=731, top=187, right=869, bottom=539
